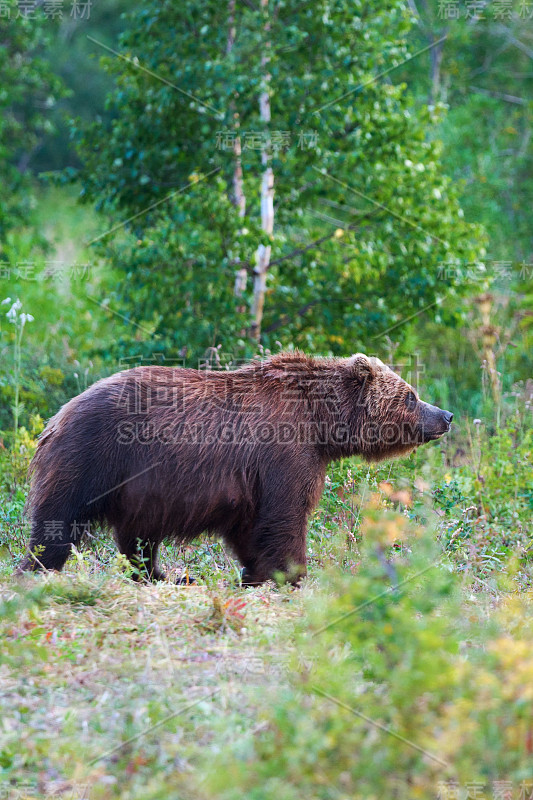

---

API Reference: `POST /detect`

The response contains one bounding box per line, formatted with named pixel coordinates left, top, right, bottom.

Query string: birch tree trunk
left=250, top=0, right=274, bottom=343
left=232, top=116, right=248, bottom=307
left=227, top=0, right=248, bottom=310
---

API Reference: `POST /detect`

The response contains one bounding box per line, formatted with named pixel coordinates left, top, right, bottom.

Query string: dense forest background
left=0, top=0, right=531, bottom=430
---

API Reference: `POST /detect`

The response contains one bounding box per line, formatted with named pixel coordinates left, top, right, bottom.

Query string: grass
left=1, top=568, right=303, bottom=799
left=2, top=492, right=532, bottom=798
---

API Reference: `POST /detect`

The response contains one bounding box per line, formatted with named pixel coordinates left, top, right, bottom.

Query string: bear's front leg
left=240, top=511, right=308, bottom=587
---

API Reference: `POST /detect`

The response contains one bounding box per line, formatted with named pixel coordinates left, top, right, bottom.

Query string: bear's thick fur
left=17, top=352, right=452, bottom=584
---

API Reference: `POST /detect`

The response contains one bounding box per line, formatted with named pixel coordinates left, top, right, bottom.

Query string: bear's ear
left=348, top=353, right=375, bottom=383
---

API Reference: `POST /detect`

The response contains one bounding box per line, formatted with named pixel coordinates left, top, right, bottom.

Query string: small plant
left=201, top=595, right=247, bottom=634
left=2, top=298, right=34, bottom=439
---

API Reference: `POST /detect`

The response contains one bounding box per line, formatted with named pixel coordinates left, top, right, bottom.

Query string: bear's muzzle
left=419, top=402, right=454, bottom=442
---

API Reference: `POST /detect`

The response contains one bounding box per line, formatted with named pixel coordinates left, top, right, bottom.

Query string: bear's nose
left=443, top=410, right=453, bottom=425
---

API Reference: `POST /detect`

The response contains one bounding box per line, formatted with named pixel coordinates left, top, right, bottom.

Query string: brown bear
left=17, top=352, right=452, bottom=585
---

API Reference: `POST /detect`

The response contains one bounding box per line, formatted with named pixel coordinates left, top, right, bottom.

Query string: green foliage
left=0, top=291, right=89, bottom=433
left=203, top=503, right=533, bottom=799
left=72, top=0, right=483, bottom=363
left=436, top=412, right=533, bottom=579
left=0, top=2, right=64, bottom=250
left=399, top=0, right=533, bottom=263
left=97, top=172, right=260, bottom=363
left=0, top=185, right=116, bottom=431
left=31, top=0, right=130, bottom=174
left=0, top=424, right=38, bottom=572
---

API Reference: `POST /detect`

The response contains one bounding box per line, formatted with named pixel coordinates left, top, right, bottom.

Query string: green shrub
left=203, top=500, right=533, bottom=800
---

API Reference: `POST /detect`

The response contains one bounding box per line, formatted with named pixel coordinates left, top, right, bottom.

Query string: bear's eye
left=405, top=391, right=417, bottom=409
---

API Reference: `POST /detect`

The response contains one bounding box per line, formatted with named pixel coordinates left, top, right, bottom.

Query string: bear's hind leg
left=17, top=515, right=76, bottom=574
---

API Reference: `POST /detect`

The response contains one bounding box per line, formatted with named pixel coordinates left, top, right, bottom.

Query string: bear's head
left=346, top=353, right=453, bottom=462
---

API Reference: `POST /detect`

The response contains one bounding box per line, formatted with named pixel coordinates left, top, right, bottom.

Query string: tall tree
left=73, top=0, right=483, bottom=364
left=251, top=0, right=274, bottom=341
